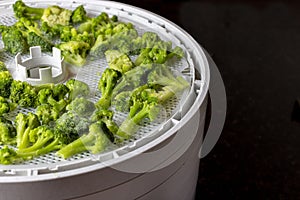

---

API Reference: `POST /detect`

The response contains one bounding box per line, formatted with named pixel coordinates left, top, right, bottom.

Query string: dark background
left=118, top=0, right=300, bottom=199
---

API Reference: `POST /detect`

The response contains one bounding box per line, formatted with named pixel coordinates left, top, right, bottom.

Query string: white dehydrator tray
left=0, top=1, right=210, bottom=200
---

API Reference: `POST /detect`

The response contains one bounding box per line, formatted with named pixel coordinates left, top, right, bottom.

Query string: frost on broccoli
left=65, top=79, right=90, bottom=101
left=66, top=97, right=96, bottom=118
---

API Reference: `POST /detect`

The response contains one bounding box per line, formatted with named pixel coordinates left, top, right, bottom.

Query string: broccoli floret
left=0, top=96, right=10, bottom=115
left=40, top=21, right=60, bottom=40
left=66, top=79, right=90, bottom=101
left=116, top=85, right=160, bottom=142
left=0, top=146, right=23, bottom=165
left=13, top=0, right=44, bottom=20
left=132, top=32, right=184, bottom=65
left=0, top=119, right=17, bottom=146
left=111, top=64, right=154, bottom=111
left=90, top=23, right=137, bottom=57
left=147, top=64, right=190, bottom=103
left=90, top=109, right=114, bottom=123
left=95, top=68, right=121, bottom=109
left=105, top=50, right=134, bottom=74
left=66, top=97, right=95, bottom=118
left=41, top=5, right=72, bottom=27
left=9, top=80, right=38, bottom=108
left=0, top=25, right=28, bottom=54
left=54, top=111, right=90, bottom=143
left=0, top=61, right=8, bottom=72
left=57, top=40, right=90, bottom=66
left=52, top=83, right=69, bottom=101
left=38, top=84, right=69, bottom=113
left=27, top=31, right=53, bottom=52
left=56, top=121, right=111, bottom=159
left=71, top=5, right=88, bottom=24
left=0, top=71, right=13, bottom=98
left=15, top=112, right=40, bottom=150
left=77, top=12, right=117, bottom=34
left=36, top=104, right=60, bottom=125
left=16, top=125, right=66, bottom=158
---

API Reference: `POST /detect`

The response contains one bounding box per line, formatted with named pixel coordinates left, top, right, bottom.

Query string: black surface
left=118, top=0, right=300, bottom=199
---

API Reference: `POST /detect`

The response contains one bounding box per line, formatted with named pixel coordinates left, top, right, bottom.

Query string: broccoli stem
left=56, top=133, right=93, bottom=159
left=18, top=138, right=61, bottom=157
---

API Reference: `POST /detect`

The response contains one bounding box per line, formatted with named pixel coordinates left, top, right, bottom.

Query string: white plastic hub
left=15, top=46, right=66, bottom=85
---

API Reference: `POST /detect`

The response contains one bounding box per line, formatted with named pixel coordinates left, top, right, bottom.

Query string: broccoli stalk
left=15, top=113, right=40, bottom=150
left=111, top=64, right=154, bottom=111
left=56, top=121, right=111, bottom=159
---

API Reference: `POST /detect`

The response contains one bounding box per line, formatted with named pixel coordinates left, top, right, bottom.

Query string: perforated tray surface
left=0, top=0, right=209, bottom=179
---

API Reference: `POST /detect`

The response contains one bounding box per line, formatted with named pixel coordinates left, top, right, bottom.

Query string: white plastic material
left=15, top=46, right=66, bottom=85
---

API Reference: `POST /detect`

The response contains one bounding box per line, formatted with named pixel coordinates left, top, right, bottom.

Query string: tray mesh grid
left=0, top=0, right=195, bottom=176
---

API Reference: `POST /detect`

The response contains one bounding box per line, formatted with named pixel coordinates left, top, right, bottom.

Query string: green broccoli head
left=66, top=97, right=96, bottom=118
left=0, top=145, right=22, bottom=165
left=0, top=96, right=10, bottom=115
left=105, top=50, right=134, bottom=74
left=13, top=0, right=44, bottom=20
left=116, top=85, right=160, bottom=142
left=10, top=80, right=38, bottom=108
left=90, top=109, right=114, bottom=123
left=56, top=121, right=111, bottom=159
left=96, top=68, right=121, bottom=109
left=147, top=64, right=190, bottom=103
left=15, top=112, right=41, bottom=149
left=65, top=79, right=90, bottom=101
left=57, top=40, right=90, bottom=66
left=52, top=83, right=69, bottom=101
left=27, top=31, right=53, bottom=52
left=41, top=5, right=72, bottom=27
left=0, top=120, right=17, bottom=146
left=54, top=111, right=90, bottom=144
left=0, top=25, right=28, bottom=54
left=0, top=71, right=13, bottom=98
left=36, top=104, right=60, bottom=125
left=0, top=61, right=7, bottom=72
left=71, top=5, right=89, bottom=24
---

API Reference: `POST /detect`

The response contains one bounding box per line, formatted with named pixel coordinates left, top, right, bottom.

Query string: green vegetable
left=57, top=40, right=90, bottom=66
left=54, top=111, right=90, bottom=143
left=0, top=118, right=17, bottom=146
left=13, top=0, right=44, bottom=20
left=16, top=125, right=66, bottom=158
left=116, top=85, right=160, bottom=141
left=56, top=121, right=112, bottom=159
left=9, top=80, right=38, bottom=108
left=65, top=79, right=90, bottom=101
left=15, top=112, right=41, bottom=149
left=0, top=96, right=10, bottom=115
left=35, top=104, right=60, bottom=125
left=66, top=97, right=96, bottom=118
left=0, top=24, right=28, bottom=54
left=0, top=146, right=22, bottom=165
left=71, top=5, right=88, bottom=24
